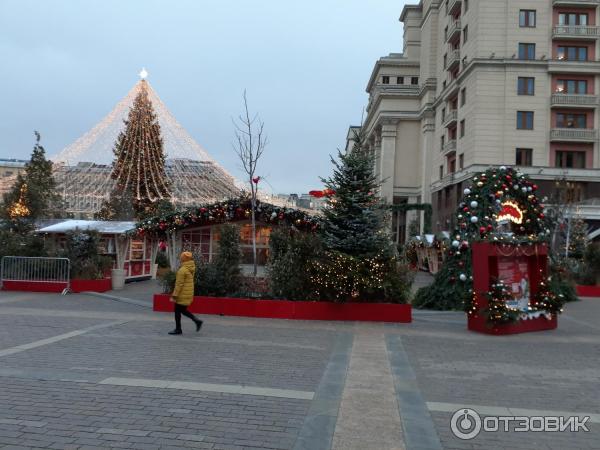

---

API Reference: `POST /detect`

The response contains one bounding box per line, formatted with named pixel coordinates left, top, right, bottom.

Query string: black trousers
left=174, top=303, right=199, bottom=331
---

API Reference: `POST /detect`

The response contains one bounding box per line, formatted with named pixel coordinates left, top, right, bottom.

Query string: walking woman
left=169, top=251, right=203, bottom=335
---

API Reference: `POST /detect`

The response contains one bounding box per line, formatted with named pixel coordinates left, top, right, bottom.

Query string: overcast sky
left=0, top=0, right=407, bottom=194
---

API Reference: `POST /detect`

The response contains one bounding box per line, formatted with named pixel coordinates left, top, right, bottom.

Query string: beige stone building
left=353, top=0, right=600, bottom=243
left=0, top=159, right=27, bottom=199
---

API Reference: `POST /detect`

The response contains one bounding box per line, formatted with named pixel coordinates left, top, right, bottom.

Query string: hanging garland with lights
left=135, top=197, right=320, bottom=236
left=414, top=166, right=566, bottom=324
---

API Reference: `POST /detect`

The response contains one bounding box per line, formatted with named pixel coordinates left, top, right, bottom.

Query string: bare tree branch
left=232, top=90, right=268, bottom=277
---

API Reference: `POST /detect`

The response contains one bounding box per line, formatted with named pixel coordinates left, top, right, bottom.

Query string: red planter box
left=70, top=278, right=112, bottom=293
left=468, top=313, right=557, bottom=335
left=576, top=285, right=600, bottom=297
left=1, top=280, right=68, bottom=293
left=153, top=294, right=412, bottom=323
left=1, top=278, right=112, bottom=293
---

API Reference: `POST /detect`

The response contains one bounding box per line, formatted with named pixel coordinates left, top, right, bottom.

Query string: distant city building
left=0, top=158, right=27, bottom=198
left=348, top=0, right=600, bottom=243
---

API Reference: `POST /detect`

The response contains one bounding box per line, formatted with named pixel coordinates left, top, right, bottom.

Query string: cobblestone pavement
left=0, top=285, right=598, bottom=449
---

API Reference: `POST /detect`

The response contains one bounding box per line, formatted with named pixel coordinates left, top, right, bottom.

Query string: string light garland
left=51, top=76, right=241, bottom=216
left=135, top=197, right=320, bottom=236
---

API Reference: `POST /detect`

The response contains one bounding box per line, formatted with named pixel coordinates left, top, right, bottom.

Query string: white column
left=379, top=121, right=397, bottom=204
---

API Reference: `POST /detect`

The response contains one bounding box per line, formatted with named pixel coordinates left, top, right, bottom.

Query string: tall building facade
left=354, top=0, right=600, bottom=243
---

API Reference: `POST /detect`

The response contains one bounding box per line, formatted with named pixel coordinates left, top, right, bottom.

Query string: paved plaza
left=0, top=282, right=599, bottom=450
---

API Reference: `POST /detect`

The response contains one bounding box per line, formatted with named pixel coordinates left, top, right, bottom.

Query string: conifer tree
left=1, top=131, right=65, bottom=230
left=320, top=131, right=391, bottom=257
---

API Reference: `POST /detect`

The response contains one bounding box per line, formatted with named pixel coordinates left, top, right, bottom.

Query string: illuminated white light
left=139, top=68, right=148, bottom=79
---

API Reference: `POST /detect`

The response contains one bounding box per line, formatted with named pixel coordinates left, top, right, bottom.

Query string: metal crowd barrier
left=0, top=256, right=70, bottom=295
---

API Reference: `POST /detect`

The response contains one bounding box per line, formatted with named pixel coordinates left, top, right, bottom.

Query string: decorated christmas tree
left=104, top=79, right=170, bottom=218
left=311, top=131, right=411, bottom=303
left=413, top=166, right=565, bottom=324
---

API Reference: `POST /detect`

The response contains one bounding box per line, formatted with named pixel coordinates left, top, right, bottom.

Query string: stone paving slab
left=0, top=314, right=108, bottom=350
left=0, top=321, right=335, bottom=392
left=0, top=377, right=309, bottom=449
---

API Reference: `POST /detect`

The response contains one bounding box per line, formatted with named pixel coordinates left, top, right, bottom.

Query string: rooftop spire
left=139, top=67, right=148, bottom=80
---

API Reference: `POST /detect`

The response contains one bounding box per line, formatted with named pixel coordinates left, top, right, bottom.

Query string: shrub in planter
left=61, top=230, right=112, bottom=280
left=194, top=224, right=242, bottom=296
left=576, top=243, right=600, bottom=286
left=311, top=251, right=412, bottom=303
left=268, top=228, right=322, bottom=300
left=161, top=270, right=176, bottom=294
left=0, top=229, right=47, bottom=259
left=155, top=250, right=169, bottom=268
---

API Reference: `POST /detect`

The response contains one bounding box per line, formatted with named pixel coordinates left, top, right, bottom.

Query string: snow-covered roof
left=38, top=220, right=136, bottom=235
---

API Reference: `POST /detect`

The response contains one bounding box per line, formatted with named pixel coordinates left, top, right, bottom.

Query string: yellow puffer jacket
left=172, top=260, right=196, bottom=306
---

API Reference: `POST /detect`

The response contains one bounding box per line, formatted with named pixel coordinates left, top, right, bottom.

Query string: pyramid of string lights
left=51, top=69, right=241, bottom=217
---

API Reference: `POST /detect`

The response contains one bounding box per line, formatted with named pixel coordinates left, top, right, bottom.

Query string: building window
left=557, top=46, right=588, bottom=61
left=448, top=155, right=456, bottom=174
left=441, top=108, right=446, bottom=122
left=460, top=88, right=466, bottom=106
left=411, top=76, right=419, bottom=85
left=437, top=190, right=442, bottom=210
left=518, top=43, right=536, bottom=60
left=444, top=186, right=452, bottom=208
left=556, top=79, right=588, bottom=94
left=182, top=227, right=213, bottom=262
left=517, top=111, right=534, bottom=130
left=397, top=76, right=404, bottom=84
left=559, top=13, right=588, bottom=26
left=556, top=150, right=586, bottom=168
left=460, top=119, right=465, bottom=137
left=441, top=135, right=445, bottom=150
left=382, top=76, right=390, bottom=84
left=463, top=25, right=468, bottom=43
left=439, top=165, right=444, bottom=179
left=516, top=148, right=533, bottom=166
left=557, top=113, right=586, bottom=128
left=239, top=224, right=271, bottom=265
left=464, top=0, right=468, bottom=12
left=459, top=153, right=464, bottom=169
left=519, top=10, right=536, bottom=27
left=443, top=53, right=447, bottom=69
left=517, top=77, right=535, bottom=95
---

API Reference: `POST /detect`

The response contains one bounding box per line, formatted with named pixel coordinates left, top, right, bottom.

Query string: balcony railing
left=550, top=128, right=598, bottom=141
left=552, top=0, right=600, bottom=5
left=443, top=110, right=458, bottom=127
left=553, top=25, right=600, bottom=38
left=446, top=20, right=461, bottom=43
left=447, top=50, right=461, bottom=70
left=448, top=0, right=462, bottom=15
left=442, top=140, right=457, bottom=153
left=551, top=93, right=599, bottom=107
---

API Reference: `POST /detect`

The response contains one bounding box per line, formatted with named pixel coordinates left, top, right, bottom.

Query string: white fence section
left=0, top=256, right=70, bottom=294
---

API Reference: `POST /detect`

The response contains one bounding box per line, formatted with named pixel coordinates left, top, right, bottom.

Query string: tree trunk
left=251, top=182, right=258, bottom=277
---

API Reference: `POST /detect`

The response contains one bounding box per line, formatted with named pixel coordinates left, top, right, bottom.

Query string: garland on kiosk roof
left=135, top=196, right=320, bottom=236
left=413, top=166, right=566, bottom=324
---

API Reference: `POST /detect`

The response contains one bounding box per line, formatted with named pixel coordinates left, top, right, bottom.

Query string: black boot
left=195, top=320, right=203, bottom=332
left=168, top=329, right=182, bottom=335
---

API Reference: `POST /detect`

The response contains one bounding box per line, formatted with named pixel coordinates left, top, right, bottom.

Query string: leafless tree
left=233, top=90, right=267, bottom=277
